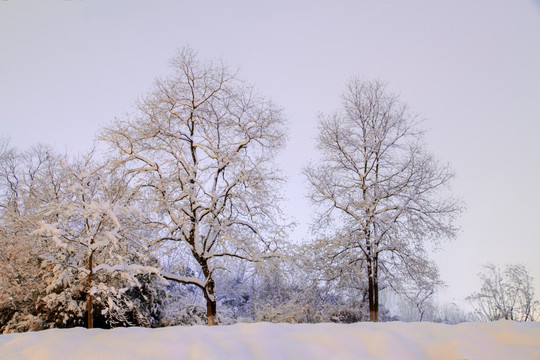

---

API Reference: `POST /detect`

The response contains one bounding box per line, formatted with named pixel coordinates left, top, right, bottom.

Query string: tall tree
left=305, top=79, right=461, bottom=321
left=101, top=48, right=286, bottom=325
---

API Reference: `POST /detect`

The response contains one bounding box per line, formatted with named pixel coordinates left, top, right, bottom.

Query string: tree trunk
left=200, top=258, right=218, bottom=326
left=206, top=296, right=217, bottom=326
left=87, top=250, right=93, bottom=329
left=205, top=277, right=218, bottom=326
left=368, top=257, right=379, bottom=322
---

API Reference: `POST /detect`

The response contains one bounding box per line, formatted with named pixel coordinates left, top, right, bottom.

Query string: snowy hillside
left=1, top=321, right=539, bottom=360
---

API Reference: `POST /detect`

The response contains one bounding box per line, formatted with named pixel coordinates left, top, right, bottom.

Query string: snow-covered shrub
left=212, top=256, right=370, bottom=325
left=1, top=313, right=49, bottom=334
left=158, top=283, right=208, bottom=326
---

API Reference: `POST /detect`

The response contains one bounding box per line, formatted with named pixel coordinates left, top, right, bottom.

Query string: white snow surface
left=1, top=321, right=539, bottom=360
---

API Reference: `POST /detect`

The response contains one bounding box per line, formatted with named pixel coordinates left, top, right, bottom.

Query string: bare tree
left=305, top=79, right=461, bottom=321
left=467, top=263, right=539, bottom=321
left=101, top=48, right=286, bottom=325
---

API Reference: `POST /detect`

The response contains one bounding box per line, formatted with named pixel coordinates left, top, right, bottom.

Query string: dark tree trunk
left=367, top=257, right=379, bottom=322
left=206, top=291, right=217, bottom=326
left=200, top=258, right=218, bottom=326
left=87, top=250, right=93, bottom=329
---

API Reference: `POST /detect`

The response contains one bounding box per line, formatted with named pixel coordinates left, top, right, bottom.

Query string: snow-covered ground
left=1, top=320, right=539, bottom=360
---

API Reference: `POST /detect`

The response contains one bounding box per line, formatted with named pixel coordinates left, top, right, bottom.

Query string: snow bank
left=1, top=320, right=539, bottom=360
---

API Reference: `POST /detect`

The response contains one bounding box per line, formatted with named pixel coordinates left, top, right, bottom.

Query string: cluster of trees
left=0, top=143, right=166, bottom=331
left=0, top=47, right=488, bottom=333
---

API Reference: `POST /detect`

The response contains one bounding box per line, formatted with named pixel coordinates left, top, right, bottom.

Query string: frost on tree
left=305, top=79, right=461, bottom=322
left=101, top=48, right=287, bottom=326
left=0, top=143, right=163, bottom=331
left=0, top=144, right=97, bottom=331
left=33, top=152, right=163, bottom=329
left=467, top=263, right=539, bottom=322
left=0, top=143, right=51, bottom=332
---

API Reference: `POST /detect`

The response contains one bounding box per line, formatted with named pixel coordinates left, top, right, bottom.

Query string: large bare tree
left=101, top=48, right=286, bottom=325
left=305, top=79, right=461, bottom=322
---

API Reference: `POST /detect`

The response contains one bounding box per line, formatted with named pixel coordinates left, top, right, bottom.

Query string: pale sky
left=1, top=0, right=539, bottom=307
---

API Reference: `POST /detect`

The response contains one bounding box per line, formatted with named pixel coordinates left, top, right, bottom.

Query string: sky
left=1, top=0, right=539, bottom=308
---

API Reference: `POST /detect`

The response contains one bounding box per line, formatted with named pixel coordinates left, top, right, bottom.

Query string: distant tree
left=101, top=47, right=287, bottom=325
left=389, top=258, right=442, bottom=321
left=434, top=302, right=470, bottom=324
left=305, top=79, right=462, bottom=321
left=233, top=253, right=369, bottom=324
left=467, top=263, right=539, bottom=322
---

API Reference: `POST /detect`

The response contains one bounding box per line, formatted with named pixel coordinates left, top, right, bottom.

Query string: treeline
left=0, top=146, right=368, bottom=330
left=1, top=47, right=465, bottom=332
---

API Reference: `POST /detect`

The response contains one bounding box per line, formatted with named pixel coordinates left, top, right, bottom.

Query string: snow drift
left=1, top=320, right=539, bottom=360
